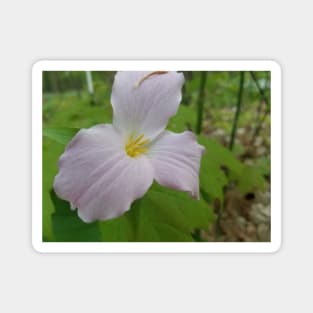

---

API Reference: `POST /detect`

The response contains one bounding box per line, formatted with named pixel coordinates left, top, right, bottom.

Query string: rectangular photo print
left=32, top=60, right=281, bottom=253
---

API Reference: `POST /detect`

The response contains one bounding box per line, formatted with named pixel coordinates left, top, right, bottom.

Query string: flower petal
left=111, top=71, right=184, bottom=140
left=54, top=124, right=154, bottom=222
left=147, top=131, right=205, bottom=199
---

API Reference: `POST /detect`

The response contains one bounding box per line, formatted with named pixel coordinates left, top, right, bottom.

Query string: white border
left=32, top=60, right=281, bottom=253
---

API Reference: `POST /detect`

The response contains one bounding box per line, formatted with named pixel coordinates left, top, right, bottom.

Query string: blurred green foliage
left=42, top=71, right=270, bottom=242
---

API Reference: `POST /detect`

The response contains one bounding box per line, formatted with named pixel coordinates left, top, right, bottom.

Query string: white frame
left=32, top=60, right=282, bottom=253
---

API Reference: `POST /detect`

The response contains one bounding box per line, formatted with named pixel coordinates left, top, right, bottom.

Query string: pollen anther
left=125, top=134, right=150, bottom=157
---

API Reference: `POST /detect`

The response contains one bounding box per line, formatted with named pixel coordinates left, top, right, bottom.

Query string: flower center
left=125, top=134, right=150, bottom=157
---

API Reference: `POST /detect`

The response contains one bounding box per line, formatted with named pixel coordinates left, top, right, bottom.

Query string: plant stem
left=229, top=72, right=245, bottom=150
left=195, top=72, right=207, bottom=134
left=250, top=71, right=269, bottom=105
left=86, top=71, right=96, bottom=105
left=249, top=71, right=270, bottom=143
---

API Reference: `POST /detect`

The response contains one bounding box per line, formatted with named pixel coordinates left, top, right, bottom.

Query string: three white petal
left=54, top=71, right=205, bottom=222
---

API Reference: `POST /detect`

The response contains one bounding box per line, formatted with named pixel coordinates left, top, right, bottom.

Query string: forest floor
left=201, top=106, right=270, bottom=242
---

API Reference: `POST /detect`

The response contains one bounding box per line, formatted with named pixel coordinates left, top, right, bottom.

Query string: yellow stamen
left=125, top=134, right=150, bottom=157
left=132, top=134, right=145, bottom=145
left=134, top=71, right=168, bottom=88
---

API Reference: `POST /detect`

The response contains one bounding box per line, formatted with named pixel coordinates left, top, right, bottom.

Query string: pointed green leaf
left=43, top=127, right=79, bottom=145
left=50, top=190, right=102, bottom=242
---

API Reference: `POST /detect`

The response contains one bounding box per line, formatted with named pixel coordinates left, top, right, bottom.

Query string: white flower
left=54, top=71, right=205, bottom=222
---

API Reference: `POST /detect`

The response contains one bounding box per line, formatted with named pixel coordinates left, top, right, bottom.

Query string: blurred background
left=43, top=71, right=270, bottom=242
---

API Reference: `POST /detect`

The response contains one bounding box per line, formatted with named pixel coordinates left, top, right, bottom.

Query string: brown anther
left=134, top=71, right=168, bottom=88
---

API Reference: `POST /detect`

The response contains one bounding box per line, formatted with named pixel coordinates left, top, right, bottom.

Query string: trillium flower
left=54, top=71, right=205, bottom=222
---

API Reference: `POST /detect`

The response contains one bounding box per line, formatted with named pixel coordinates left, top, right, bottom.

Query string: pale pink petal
left=53, top=124, right=154, bottom=222
left=147, top=131, right=205, bottom=199
left=111, top=71, right=184, bottom=140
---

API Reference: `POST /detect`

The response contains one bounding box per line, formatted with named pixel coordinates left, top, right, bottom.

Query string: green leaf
left=100, top=214, right=135, bottom=242
left=236, top=165, right=266, bottom=194
left=154, top=223, right=194, bottom=242
left=50, top=190, right=102, bottom=242
left=124, top=183, right=215, bottom=242
left=256, top=156, right=270, bottom=177
left=198, top=135, right=266, bottom=201
left=199, top=136, right=243, bottom=175
left=49, top=183, right=215, bottom=242
left=200, top=162, right=228, bottom=202
left=42, top=138, right=65, bottom=241
left=168, top=105, right=196, bottom=132
left=43, top=127, right=79, bottom=145
left=198, top=135, right=243, bottom=203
